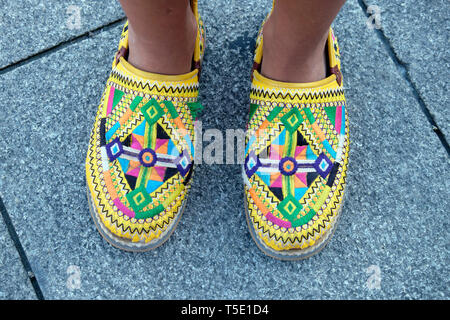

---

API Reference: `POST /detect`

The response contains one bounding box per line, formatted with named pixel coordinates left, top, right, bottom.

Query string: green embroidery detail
left=267, top=106, right=283, bottom=122
left=126, top=185, right=152, bottom=214
left=288, top=131, right=297, bottom=197
left=304, top=108, right=315, bottom=124
left=141, top=99, right=165, bottom=125
left=277, top=194, right=303, bottom=223
left=282, top=130, right=296, bottom=198
left=136, top=122, right=156, bottom=188
left=281, top=108, right=303, bottom=133
left=112, top=89, right=125, bottom=111
left=187, top=101, right=203, bottom=120
left=291, top=209, right=316, bottom=227
left=129, top=96, right=143, bottom=111
left=163, top=100, right=179, bottom=119
left=324, top=106, right=337, bottom=125
left=291, top=186, right=331, bottom=227
left=249, top=104, right=258, bottom=121
left=135, top=204, right=165, bottom=219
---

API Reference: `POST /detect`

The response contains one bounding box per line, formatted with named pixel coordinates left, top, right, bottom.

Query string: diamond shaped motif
left=244, top=150, right=261, bottom=178
left=126, top=185, right=152, bottom=213
left=105, top=137, right=123, bottom=161
left=277, top=194, right=302, bottom=222
left=141, top=99, right=165, bottom=125
left=314, top=152, right=333, bottom=178
left=281, top=108, right=303, bottom=133
left=175, top=149, right=192, bottom=176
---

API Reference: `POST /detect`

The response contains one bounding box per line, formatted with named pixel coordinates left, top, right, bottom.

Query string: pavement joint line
left=0, top=194, right=45, bottom=300
left=0, top=16, right=126, bottom=76
left=358, top=0, right=450, bottom=157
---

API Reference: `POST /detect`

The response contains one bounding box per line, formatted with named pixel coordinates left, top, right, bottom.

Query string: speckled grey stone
left=0, top=0, right=448, bottom=299
left=0, top=216, right=36, bottom=299
left=363, top=0, right=450, bottom=139
left=0, top=0, right=124, bottom=69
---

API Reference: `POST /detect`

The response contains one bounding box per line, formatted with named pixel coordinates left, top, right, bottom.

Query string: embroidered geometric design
left=142, top=99, right=165, bottom=125
left=244, top=25, right=349, bottom=254
left=106, top=137, right=123, bottom=161
left=175, top=149, right=192, bottom=177
left=281, top=108, right=303, bottom=133
left=279, top=157, right=298, bottom=176
left=86, top=9, right=206, bottom=249
left=126, top=185, right=152, bottom=213
left=245, top=150, right=261, bottom=178
left=277, top=194, right=302, bottom=223
left=139, top=148, right=157, bottom=167
left=314, top=153, right=333, bottom=178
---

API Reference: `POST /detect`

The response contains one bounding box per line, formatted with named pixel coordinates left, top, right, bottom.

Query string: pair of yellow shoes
left=85, top=1, right=349, bottom=260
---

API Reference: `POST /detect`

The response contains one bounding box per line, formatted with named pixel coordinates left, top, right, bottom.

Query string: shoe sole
left=244, top=186, right=346, bottom=261
left=87, top=186, right=186, bottom=252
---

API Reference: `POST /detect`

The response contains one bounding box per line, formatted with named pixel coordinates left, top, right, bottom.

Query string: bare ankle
left=260, top=16, right=328, bottom=83
left=126, top=4, right=197, bottom=75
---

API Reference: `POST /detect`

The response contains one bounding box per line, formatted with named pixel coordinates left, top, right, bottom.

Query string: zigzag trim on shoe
left=109, top=70, right=199, bottom=95
left=251, top=86, right=344, bottom=103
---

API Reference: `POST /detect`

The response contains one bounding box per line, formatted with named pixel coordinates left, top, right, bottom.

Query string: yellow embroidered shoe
left=86, top=1, right=205, bottom=251
left=243, top=21, right=349, bottom=260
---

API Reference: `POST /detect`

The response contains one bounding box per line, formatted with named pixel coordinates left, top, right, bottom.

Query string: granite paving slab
left=0, top=0, right=124, bottom=69
left=362, top=0, right=450, bottom=140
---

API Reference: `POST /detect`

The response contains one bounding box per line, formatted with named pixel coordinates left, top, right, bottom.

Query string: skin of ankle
left=260, top=14, right=328, bottom=83
left=126, top=4, right=197, bottom=75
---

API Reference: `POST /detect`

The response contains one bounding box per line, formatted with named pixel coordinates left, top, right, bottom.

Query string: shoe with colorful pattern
left=243, top=20, right=349, bottom=260
left=86, top=1, right=205, bottom=251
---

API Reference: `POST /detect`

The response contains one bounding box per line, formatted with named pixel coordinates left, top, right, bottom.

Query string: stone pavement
left=0, top=0, right=448, bottom=299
